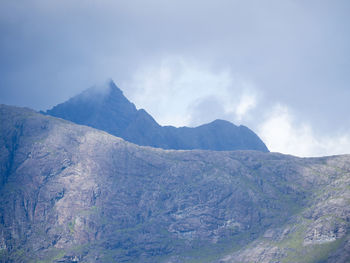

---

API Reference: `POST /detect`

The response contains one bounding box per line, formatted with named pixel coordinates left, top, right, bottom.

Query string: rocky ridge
left=0, top=104, right=349, bottom=262
left=44, top=81, right=269, bottom=152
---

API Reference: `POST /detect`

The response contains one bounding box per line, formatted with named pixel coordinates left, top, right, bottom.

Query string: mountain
left=44, top=81, right=269, bottom=152
left=0, top=104, right=349, bottom=262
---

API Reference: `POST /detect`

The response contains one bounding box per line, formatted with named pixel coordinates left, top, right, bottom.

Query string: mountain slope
left=0, top=105, right=349, bottom=262
left=44, top=81, right=269, bottom=152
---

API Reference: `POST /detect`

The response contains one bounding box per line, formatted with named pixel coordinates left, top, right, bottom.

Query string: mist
left=1, top=0, right=349, bottom=156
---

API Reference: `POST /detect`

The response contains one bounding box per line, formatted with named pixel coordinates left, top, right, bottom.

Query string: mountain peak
left=209, top=119, right=237, bottom=127
left=45, top=82, right=269, bottom=152
left=79, top=79, right=123, bottom=100
left=108, top=79, right=118, bottom=89
left=107, top=79, right=123, bottom=96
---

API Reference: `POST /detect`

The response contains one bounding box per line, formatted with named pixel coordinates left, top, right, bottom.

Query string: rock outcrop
left=0, top=105, right=349, bottom=262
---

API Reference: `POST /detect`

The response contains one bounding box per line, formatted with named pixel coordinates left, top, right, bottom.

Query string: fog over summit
left=1, top=2, right=350, bottom=261
left=1, top=1, right=349, bottom=157
left=45, top=80, right=269, bottom=152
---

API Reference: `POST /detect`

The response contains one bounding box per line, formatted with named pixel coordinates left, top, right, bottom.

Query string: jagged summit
left=45, top=80, right=269, bottom=152
left=46, top=80, right=158, bottom=137
left=96, top=80, right=128, bottom=101
left=108, top=79, right=123, bottom=92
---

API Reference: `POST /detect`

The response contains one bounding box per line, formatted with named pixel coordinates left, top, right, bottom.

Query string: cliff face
left=0, top=105, right=349, bottom=263
left=45, top=81, right=269, bottom=152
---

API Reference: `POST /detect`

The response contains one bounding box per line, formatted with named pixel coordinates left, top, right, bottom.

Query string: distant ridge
left=45, top=80, right=269, bottom=152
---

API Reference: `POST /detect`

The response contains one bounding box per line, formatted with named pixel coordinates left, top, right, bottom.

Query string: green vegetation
left=35, top=250, right=65, bottom=263
left=68, top=220, right=76, bottom=234
left=280, top=238, right=344, bottom=263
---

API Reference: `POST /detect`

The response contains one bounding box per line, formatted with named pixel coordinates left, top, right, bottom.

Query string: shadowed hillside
left=44, top=81, right=269, bottom=152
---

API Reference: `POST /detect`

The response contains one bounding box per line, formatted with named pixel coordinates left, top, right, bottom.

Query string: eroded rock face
left=0, top=105, right=349, bottom=263
left=216, top=157, right=350, bottom=263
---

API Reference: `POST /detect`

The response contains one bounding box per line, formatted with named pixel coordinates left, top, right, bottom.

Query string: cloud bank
left=258, top=104, right=350, bottom=157
left=1, top=0, right=349, bottom=157
left=124, top=56, right=350, bottom=157
left=124, top=57, right=258, bottom=127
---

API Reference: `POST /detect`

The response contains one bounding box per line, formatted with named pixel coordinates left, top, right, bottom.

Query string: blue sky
left=1, top=0, right=349, bottom=156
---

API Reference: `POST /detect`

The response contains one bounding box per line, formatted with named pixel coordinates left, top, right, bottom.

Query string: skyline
left=1, top=0, right=350, bottom=157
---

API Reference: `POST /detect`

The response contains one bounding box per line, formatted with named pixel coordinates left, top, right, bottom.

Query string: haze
left=1, top=0, right=349, bottom=157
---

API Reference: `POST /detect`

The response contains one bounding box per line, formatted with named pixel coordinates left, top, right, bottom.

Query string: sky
left=1, top=0, right=349, bottom=157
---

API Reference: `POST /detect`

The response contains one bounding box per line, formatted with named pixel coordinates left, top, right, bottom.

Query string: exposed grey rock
left=0, top=104, right=349, bottom=263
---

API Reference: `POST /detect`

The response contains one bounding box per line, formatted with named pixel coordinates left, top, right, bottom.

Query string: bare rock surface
left=0, top=104, right=349, bottom=262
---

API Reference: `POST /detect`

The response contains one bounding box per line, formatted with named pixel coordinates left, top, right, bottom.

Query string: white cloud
left=258, top=104, right=350, bottom=157
left=124, top=59, right=349, bottom=157
left=235, top=93, right=257, bottom=121
left=123, top=56, right=258, bottom=127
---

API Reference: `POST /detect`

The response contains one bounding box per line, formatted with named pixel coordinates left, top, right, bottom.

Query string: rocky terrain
left=0, top=105, right=349, bottom=262
left=44, top=81, right=268, bottom=152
